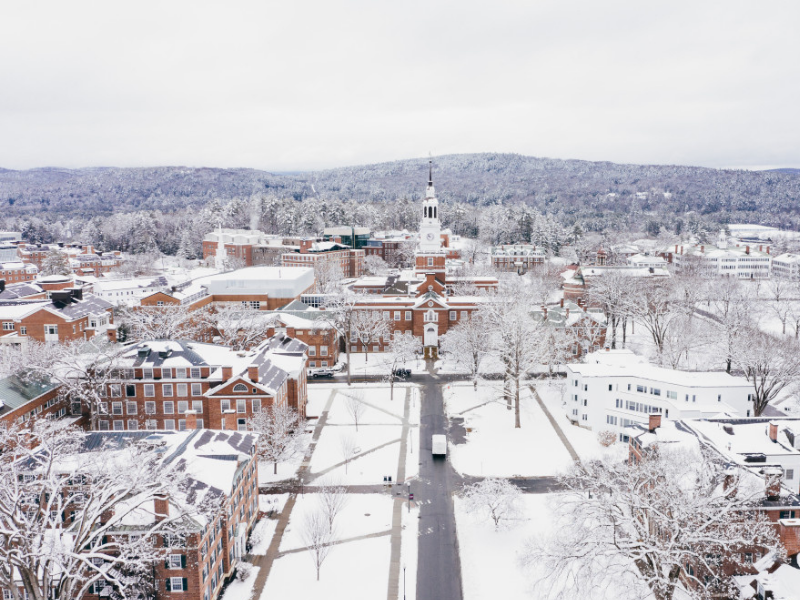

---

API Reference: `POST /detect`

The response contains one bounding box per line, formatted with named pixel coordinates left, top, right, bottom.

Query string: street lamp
left=403, top=564, right=406, bottom=600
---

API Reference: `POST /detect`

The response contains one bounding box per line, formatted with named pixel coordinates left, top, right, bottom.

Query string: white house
left=626, top=253, right=668, bottom=269
left=772, top=253, right=800, bottom=280
left=564, top=349, right=755, bottom=442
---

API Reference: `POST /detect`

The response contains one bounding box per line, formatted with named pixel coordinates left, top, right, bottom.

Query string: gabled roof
left=0, top=373, right=59, bottom=414
left=413, top=291, right=448, bottom=309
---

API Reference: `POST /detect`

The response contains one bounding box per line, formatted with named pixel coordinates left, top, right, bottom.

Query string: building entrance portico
left=424, top=323, right=438, bottom=348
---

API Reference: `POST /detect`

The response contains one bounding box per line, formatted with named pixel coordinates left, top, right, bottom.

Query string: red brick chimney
left=746, top=245, right=750, bottom=255
left=185, top=410, right=198, bottom=430
left=300, top=239, right=312, bottom=254
left=723, top=467, right=738, bottom=496
left=767, top=246, right=771, bottom=255
left=649, top=414, right=662, bottom=433
left=560, top=298, right=564, bottom=308
left=565, top=307, right=570, bottom=318
left=154, top=495, right=170, bottom=522
left=247, top=365, right=259, bottom=382
left=768, top=421, right=779, bottom=442
left=221, top=366, right=233, bottom=380
left=700, top=245, right=704, bottom=253
left=541, top=306, right=548, bottom=319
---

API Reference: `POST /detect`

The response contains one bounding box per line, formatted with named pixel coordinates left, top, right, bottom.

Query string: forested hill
left=1, top=154, right=799, bottom=228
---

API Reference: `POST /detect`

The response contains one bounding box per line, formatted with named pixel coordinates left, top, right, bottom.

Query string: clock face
left=426, top=233, right=435, bottom=241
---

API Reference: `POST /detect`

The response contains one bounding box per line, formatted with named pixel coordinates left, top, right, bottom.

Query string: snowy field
left=444, top=382, right=573, bottom=477
left=342, top=352, right=426, bottom=377
left=260, top=494, right=396, bottom=600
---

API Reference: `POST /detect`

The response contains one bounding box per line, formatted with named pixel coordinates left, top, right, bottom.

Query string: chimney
left=648, top=414, right=662, bottom=433
left=300, top=239, right=312, bottom=254
left=560, top=298, right=564, bottom=308
left=565, top=307, right=570, bottom=318
left=222, top=366, right=233, bottom=380
left=541, top=306, right=547, bottom=319
left=764, top=467, right=783, bottom=501
left=154, top=495, right=170, bottom=522
left=247, top=365, right=259, bottom=382
left=746, top=245, right=750, bottom=255
left=767, top=246, right=771, bottom=255
left=768, top=421, right=779, bottom=442
left=185, top=409, right=198, bottom=430
left=759, top=245, right=763, bottom=252
left=674, top=244, right=678, bottom=254
left=700, top=245, right=704, bottom=253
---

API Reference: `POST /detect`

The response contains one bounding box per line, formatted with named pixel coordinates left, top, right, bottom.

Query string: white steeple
left=419, top=159, right=442, bottom=252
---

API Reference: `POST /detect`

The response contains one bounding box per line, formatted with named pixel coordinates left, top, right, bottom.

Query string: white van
left=432, top=434, right=447, bottom=457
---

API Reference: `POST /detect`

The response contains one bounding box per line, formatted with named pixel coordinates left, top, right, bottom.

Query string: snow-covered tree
left=622, top=278, right=683, bottom=363
left=364, top=255, right=389, bottom=276
left=301, top=509, right=333, bottom=581
left=40, top=249, right=72, bottom=276
left=522, top=449, right=782, bottom=600
left=0, top=420, right=205, bottom=600
left=314, top=261, right=344, bottom=294
left=732, top=327, right=800, bottom=416
left=321, top=291, right=361, bottom=385
left=247, top=404, right=303, bottom=475
left=439, top=313, right=490, bottom=389
left=351, top=309, right=390, bottom=364
left=117, top=305, right=206, bottom=343
left=200, top=304, right=274, bottom=351
left=383, top=331, right=421, bottom=400
left=707, top=277, right=754, bottom=373
left=463, top=478, right=522, bottom=531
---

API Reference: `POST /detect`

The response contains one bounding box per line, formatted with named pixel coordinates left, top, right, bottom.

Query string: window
left=168, top=577, right=185, bottom=592
left=127, top=419, right=138, bottom=431
left=192, top=400, right=203, bottom=414
left=110, top=384, right=121, bottom=398
left=405, top=311, right=411, bottom=321
left=20, top=326, right=26, bottom=335
left=2, top=322, right=14, bottom=330
left=394, top=311, right=401, bottom=320
left=242, top=301, right=260, bottom=310
left=427, top=257, right=433, bottom=266
left=237, top=399, right=246, bottom=413
left=112, top=402, right=123, bottom=415
left=636, top=385, right=646, bottom=393
left=608, top=384, right=613, bottom=391
left=717, top=394, right=722, bottom=402
left=177, top=383, right=188, bottom=397
left=309, top=346, right=316, bottom=356
left=99, top=420, right=109, bottom=431
left=126, top=401, right=137, bottom=415
left=178, top=419, right=186, bottom=431
left=233, top=383, right=248, bottom=392
left=157, top=301, right=164, bottom=307
left=190, top=368, right=201, bottom=379
left=787, top=469, right=795, bottom=480
left=45, top=324, right=58, bottom=335
left=221, top=399, right=231, bottom=412
left=252, top=399, right=261, bottom=413
left=650, top=388, right=661, bottom=396
left=144, top=384, right=155, bottom=397
left=237, top=418, right=247, bottom=431
left=164, top=419, right=175, bottom=430
left=146, top=419, right=158, bottom=430
left=450, top=311, right=456, bottom=320
left=143, top=368, right=153, bottom=379
left=320, top=346, right=328, bottom=356
left=666, top=390, right=677, bottom=400
left=125, top=384, right=136, bottom=398
left=191, top=383, right=202, bottom=396
left=309, top=360, right=316, bottom=368
left=113, top=420, right=124, bottom=431
left=177, top=401, right=188, bottom=414
left=176, top=368, right=187, bottom=379
left=163, top=401, right=174, bottom=414
left=168, top=554, right=183, bottom=569
left=161, top=368, right=172, bottom=378
left=163, top=384, right=173, bottom=397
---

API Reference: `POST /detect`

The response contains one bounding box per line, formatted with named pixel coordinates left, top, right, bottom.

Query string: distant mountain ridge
left=1, top=153, right=799, bottom=227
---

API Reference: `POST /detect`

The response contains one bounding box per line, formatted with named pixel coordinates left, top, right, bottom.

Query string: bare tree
left=463, top=478, right=522, bottom=531
left=707, top=277, right=754, bottom=373
left=322, top=291, right=360, bottom=385
left=314, top=261, right=344, bottom=294
left=318, top=482, right=348, bottom=534
left=351, top=309, right=390, bottom=364
left=439, top=313, right=490, bottom=389
left=364, top=254, right=389, bottom=276
left=768, top=278, right=793, bottom=335
left=522, top=449, right=782, bottom=600
left=384, top=331, right=422, bottom=399
left=344, top=392, right=367, bottom=431
left=301, top=509, right=333, bottom=581
left=586, top=270, right=630, bottom=349
left=622, top=278, right=683, bottom=363
left=117, top=304, right=206, bottom=342
left=732, top=327, right=800, bottom=416
left=481, top=283, right=547, bottom=428
left=200, top=304, right=274, bottom=351
left=0, top=420, right=205, bottom=600
left=248, top=404, right=303, bottom=475
left=339, top=432, right=357, bottom=474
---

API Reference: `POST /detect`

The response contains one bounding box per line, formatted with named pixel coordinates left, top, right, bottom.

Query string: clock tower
left=415, top=160, right=447, bottom=282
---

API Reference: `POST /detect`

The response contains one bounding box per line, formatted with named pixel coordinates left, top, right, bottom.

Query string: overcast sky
left=2, top=1, right=798, bottom=172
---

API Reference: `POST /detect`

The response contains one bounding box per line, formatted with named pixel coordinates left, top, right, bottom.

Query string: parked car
left=392, top=368, right=412, bottom=380
left=308, top=368, right=334, bottom=379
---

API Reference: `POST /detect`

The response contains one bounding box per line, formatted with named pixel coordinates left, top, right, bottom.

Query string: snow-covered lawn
left=308, top=424, right=402, bottom=485
left=455, top=494, right=550, bottom=600
left=260, top=494, right=395, bottom=600
left=220, top=565, right=260, bottom=600
left=343, top=352, right=425, bottom=377
left=249, top=495, right=290, bottom=556
left=445, top=383, right=573, bottom=477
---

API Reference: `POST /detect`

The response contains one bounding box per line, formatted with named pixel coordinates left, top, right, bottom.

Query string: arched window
left=433, top=207, right=437, bottom=219
left=424, top=206, right=428, bottom=218
left=232, top=383, right=248, bottom=393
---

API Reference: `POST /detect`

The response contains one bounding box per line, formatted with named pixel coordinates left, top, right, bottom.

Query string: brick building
left=281, top=240, right=365, bottom=279
left=264, top=312, right=340, bottom=370
left=93, top=333, right=308, bottom=433
left=0, top=372, right=67, bottom=428
left=3, top=429, right=260, bottom=600
left=201, top=229, right=282, bottom=267
left=16, top=243, right=123, bottom=275
left=0, top=289, right=115, bottom=346
left=531, top=300, right=607, bottom=359
left=561, top=263, right=671, bottom=304
left=0, top=261, right=38, bottom=284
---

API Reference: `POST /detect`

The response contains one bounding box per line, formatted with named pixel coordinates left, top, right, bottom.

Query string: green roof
left=0, top=373, right=59, bottom=412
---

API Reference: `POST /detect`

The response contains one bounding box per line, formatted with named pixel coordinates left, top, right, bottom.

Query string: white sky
left=1, top=0, right=799, bottom=171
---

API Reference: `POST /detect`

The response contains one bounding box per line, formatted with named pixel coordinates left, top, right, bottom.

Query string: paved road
left=416, top=378, right=464, bottom=600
